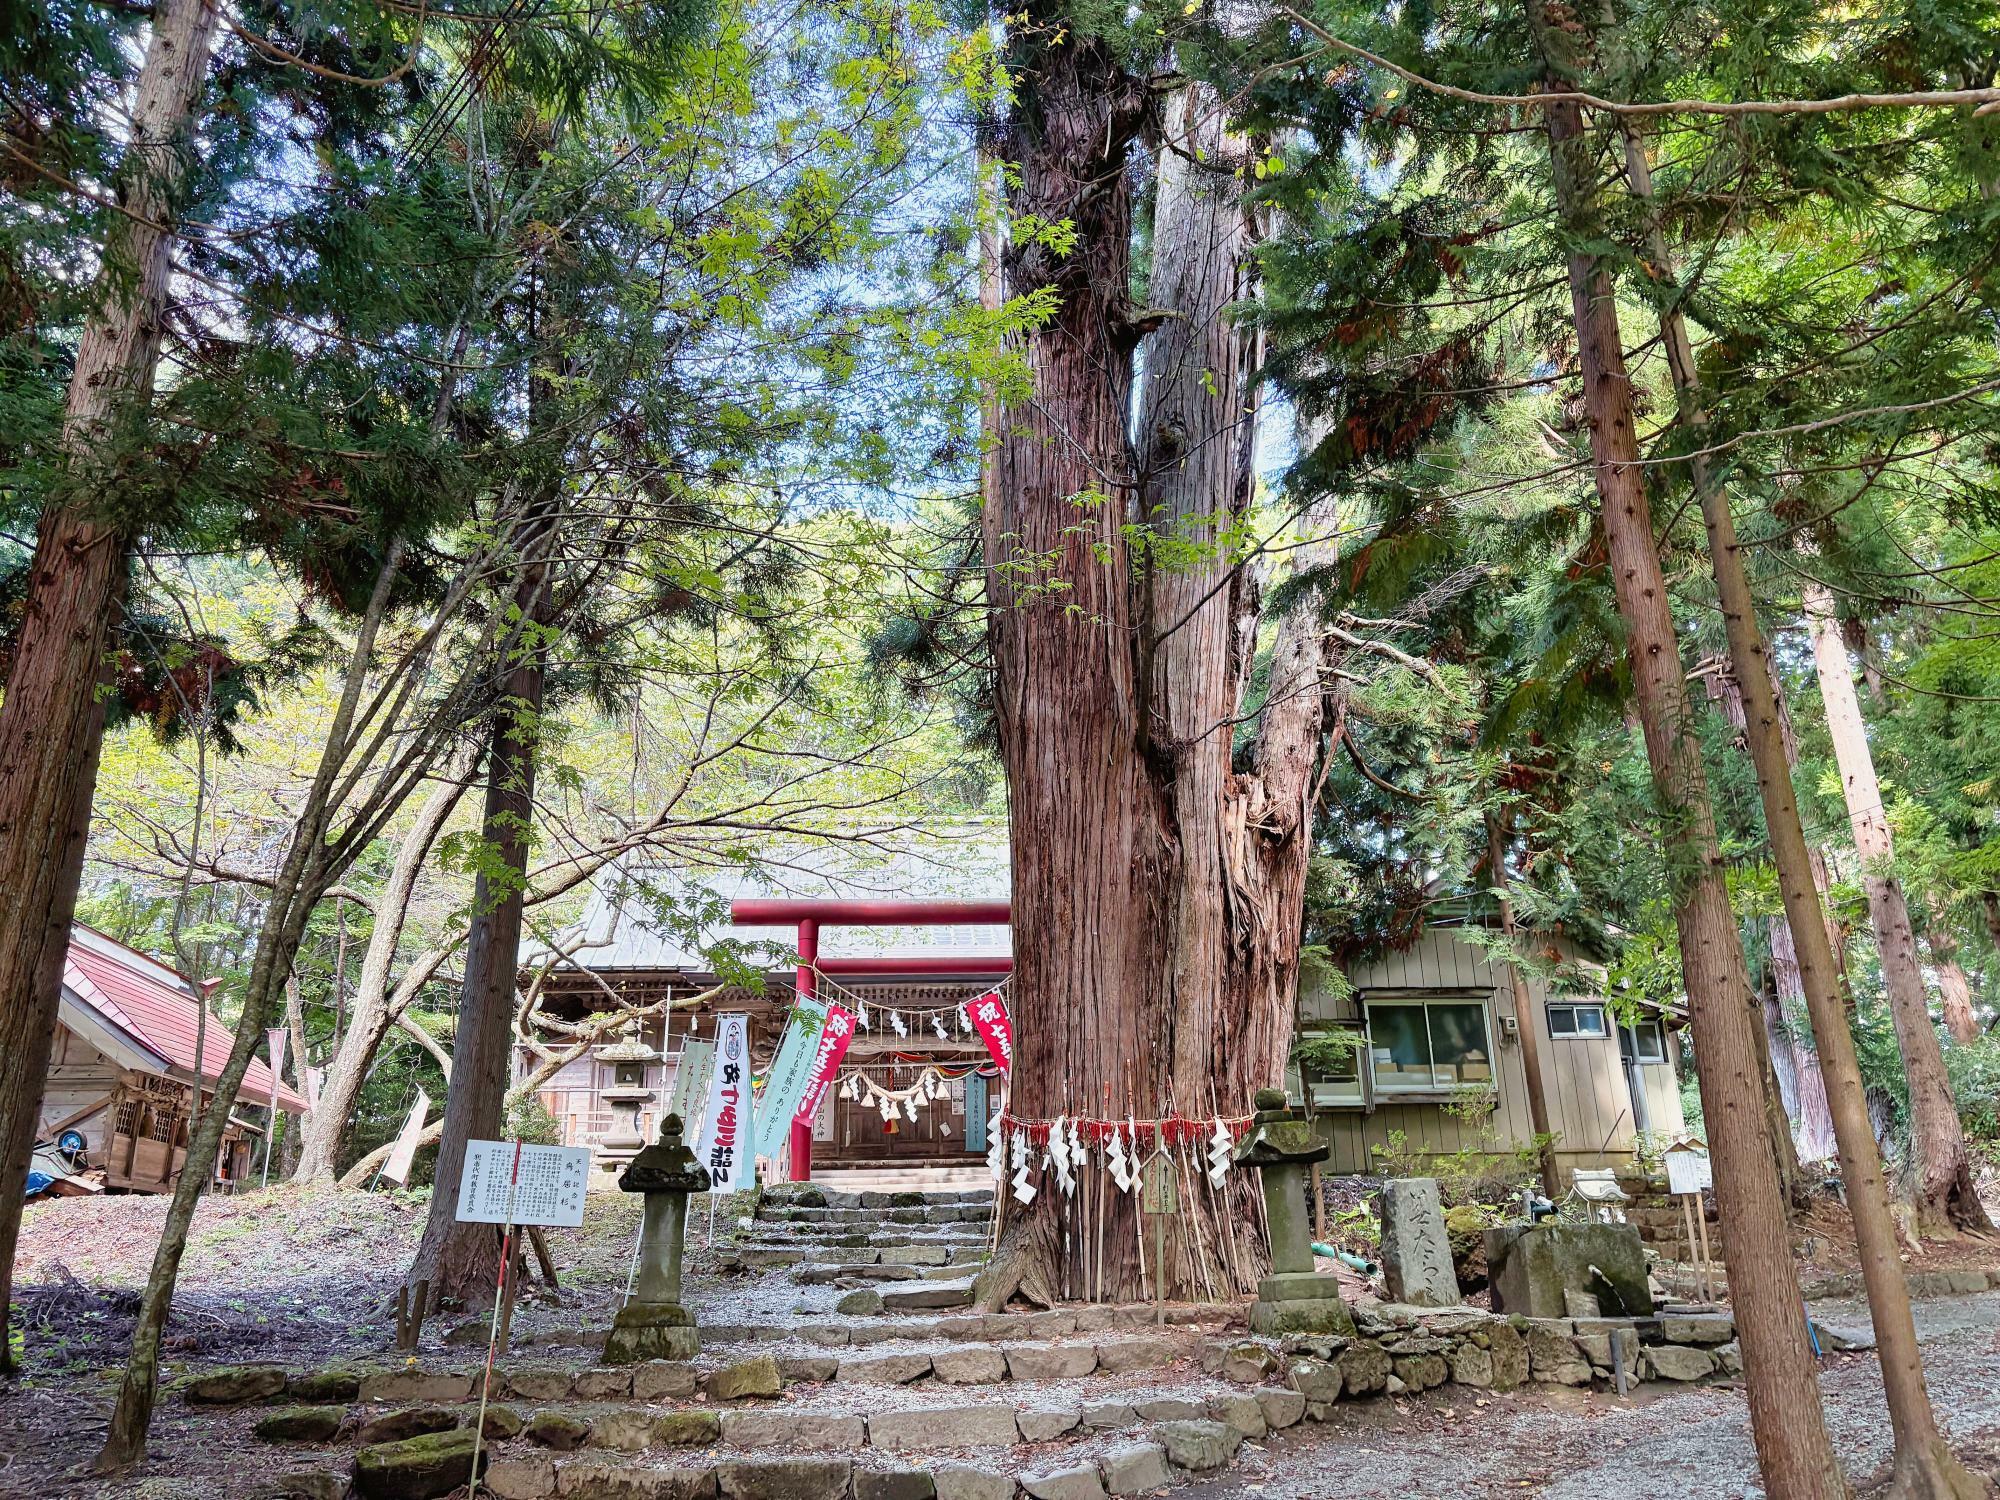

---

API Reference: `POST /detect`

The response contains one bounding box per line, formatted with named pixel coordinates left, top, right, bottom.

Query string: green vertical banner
left=754, top=997, right=829, bottom=1159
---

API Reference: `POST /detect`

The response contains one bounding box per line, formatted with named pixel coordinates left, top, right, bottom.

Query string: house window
left=1548, top=1001, right=1609, bottom=1039
left=1367, top=1000, right=1495, bottom=1092
left=1285, top=1028, right=1366, bottom=1108
left=1620, top=1018, right=1668, bottom=1065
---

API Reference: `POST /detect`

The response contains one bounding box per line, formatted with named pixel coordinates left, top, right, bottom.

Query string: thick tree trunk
left=1767, top=916, right=1838, bottom=1162
left=1805, top=584, right=1991, bottom=1236
left=1748, top=982, right=1807, bottom=1209
left=1927, top=937, right=1978, bottom=1046
left=406, top=591, right=550, bottom=1308
left=1615, top=112, right=1973, bottom=1497
left=1528, top=18, right=1846, bottom=1491
left=982, top=20, right=1324, bottom=1302
left=1488, top=814, right=1559, bottom=1196
left=0, top=0, right=219, bottom=1377
left=293, top=771, right=470, bottom=1181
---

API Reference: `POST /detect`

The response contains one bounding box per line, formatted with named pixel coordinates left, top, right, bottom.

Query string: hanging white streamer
left=1010, top=1127, right=1037, bottom=1205
left=986, top=1106, right=1006, bottom=1181
left=1106, top=1123, right=1132, bottom=1193
left=1206, top=1115, right=1232, bottom=1189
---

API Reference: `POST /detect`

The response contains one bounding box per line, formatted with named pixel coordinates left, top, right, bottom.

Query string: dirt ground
left=7, top=1187, right=2000, bottom=1498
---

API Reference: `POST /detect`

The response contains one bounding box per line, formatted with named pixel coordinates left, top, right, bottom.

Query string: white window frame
left=1363, top=996, right=1499, bottom=1096
left=1621, top=1017, right=1668, bottom=1065
left=1547, top=1000, right=1609, bottom=1039
left=1284, top=1026, right=1367, bottom=1109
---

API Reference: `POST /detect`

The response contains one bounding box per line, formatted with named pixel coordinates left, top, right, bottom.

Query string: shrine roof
left=523, top=832, right=1012, bottom=976
left=62, top=925, right=308, bottom=1112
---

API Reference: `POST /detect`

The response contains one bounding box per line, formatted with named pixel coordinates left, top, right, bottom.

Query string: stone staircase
left=202, top=1181, right=1749, bottom=1500
left=715, top=1183, right=995, bottom=1312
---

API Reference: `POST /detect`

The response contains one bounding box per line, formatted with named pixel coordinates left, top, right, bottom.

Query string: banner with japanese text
left=693, top=1013, right=753, bottom=1192
left=790, top=1004, right=857, bottom=1133
left=967, top=990, right=1014, bottom=1073
left=754, top=997, right=829, bottom=1159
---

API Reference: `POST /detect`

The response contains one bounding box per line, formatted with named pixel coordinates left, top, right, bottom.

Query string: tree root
left=1860, top=1441, right=1994, bottom=1500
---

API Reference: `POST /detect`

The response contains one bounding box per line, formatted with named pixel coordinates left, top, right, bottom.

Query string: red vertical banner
left=967, top=991, right=1014, bottom=1073
left=792, top=1004, right=857, bottom=1131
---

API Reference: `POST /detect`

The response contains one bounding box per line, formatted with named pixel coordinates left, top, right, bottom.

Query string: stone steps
left=217, top=1297, right=1747, bottom=1500
left=755, top=1204, right=992, bottom=1226
left=880, top=1277, right=977, bottom=1312
left=744, top=1222, right=989, bottom=1243
left=474, top=1416, right=1256, bottom=1496
left=699, top=1305, right=1219, bottom=1348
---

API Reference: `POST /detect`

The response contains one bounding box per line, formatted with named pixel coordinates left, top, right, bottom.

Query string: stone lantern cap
left=619, top=1114, right=711, bottom=1195
left=1233, top=1086, right=1330, bottom=1167
left=597, top=1019, right=660, bottom=1066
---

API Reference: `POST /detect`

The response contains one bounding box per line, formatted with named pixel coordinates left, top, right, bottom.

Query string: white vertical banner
left=381, top=1089, right=431, bottom=1186
left=265, top=1028, right=289, bottom=1104
left=667, top=1039, right=715, bottom=1134
left=693, top=1014, right=753, bottom=1193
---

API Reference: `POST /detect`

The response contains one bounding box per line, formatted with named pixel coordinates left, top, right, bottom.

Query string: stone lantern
left=604, top=1113, right=711, bottom=1363
left=1234, top=1087, right=1354, bottom=1336
left=594, top=1020, right=659, bottom=1179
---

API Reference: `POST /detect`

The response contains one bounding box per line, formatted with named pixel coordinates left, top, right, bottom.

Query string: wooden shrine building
left=516, top=846, right=1011, bottom=1176
left=32, top=925, right=307, bottom=1196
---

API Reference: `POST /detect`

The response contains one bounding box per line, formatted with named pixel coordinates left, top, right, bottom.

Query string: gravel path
left=1185, top=1291, right=2000, bottom=1499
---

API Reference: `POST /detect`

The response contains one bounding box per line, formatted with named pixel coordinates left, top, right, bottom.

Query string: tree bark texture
left=1805, top=583, right=1991, bottom=1235
left=1488, top=815, right=1560, bottom=1196
left=1529, top=18, right=1847, bottom=1491
left=983, top=21, right=1328, bottom=1301
left=293, top=770, right=471, bottom=1181
left=1613, top=101, right=1971, bottom=1496
left=0, top=0, right=219, bottom=1376
left=1766, top=916, right=1838, bottom=1163
left=406, top=584, right=551, bottom=1307
left=1926, top=938, right=1978, bottom=1047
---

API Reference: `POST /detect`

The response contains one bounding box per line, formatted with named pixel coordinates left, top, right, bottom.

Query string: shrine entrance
left=728, top=897, right=1011, bottom=1180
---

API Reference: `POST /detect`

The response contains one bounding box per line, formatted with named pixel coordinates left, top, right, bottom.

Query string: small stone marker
left=1379, top=1177, right=1461, bottom=1308
left=604, top=1114, right=711, bottom=1363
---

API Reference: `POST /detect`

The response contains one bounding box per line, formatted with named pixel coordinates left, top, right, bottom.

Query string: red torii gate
left=730, top=898, right=1011, bottom=1181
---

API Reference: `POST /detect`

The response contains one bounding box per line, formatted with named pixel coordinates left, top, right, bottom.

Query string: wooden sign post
left=1663, top=1135, right=1714, bottom=1302
left=454, top=1139, right=590, bottom=1497
left=1140, top=1150, right=1178, bottom=1326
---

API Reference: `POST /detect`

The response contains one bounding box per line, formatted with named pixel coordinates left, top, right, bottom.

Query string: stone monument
left=593, top=1021, right=660, bottom=1180
left=1234, top=1087, right=1355, bottom=1336
left=1485, top=1221, right=1653, bottom=1319
left=603, top=1113, right=709, bottom=1364
left=1379, top=1177, right=1461, bottom=1307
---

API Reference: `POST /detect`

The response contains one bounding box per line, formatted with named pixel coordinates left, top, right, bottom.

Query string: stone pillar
left=1379, top=1177, right=1461, bottom=1307
left=604, top=1114, right=709, bottom=1364
left=1234, top=1088, right=1354, bottom=1336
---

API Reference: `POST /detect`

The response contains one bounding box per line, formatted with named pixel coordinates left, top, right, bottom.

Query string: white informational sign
left=693, top=1013, right=754, bottom=1193
left=755, top=998, right=829, bottom=1159
left=380, top=1089, right=431, bottom=1186
left=1665, top=1148, right=1713, bottom=1196
left=667, top=1039, right=715, bottom=1133
left=453, top=1138, right=591, bottom=1227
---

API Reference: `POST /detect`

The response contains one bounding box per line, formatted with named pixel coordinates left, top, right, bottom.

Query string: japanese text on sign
left=453, top=1139, right=590, bottom=1227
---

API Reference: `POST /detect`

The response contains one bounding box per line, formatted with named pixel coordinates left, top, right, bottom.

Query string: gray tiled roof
left=525, top=834, right=1012, bottom=974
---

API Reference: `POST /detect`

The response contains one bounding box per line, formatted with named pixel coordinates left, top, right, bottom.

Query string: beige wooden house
left=34, top=926, right=305, bottom=1195
left=1290, top=923, right=1684, bottom=1175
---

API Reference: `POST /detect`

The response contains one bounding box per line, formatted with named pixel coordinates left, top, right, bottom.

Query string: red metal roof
left=64, top=927, right=308, bottom=1113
